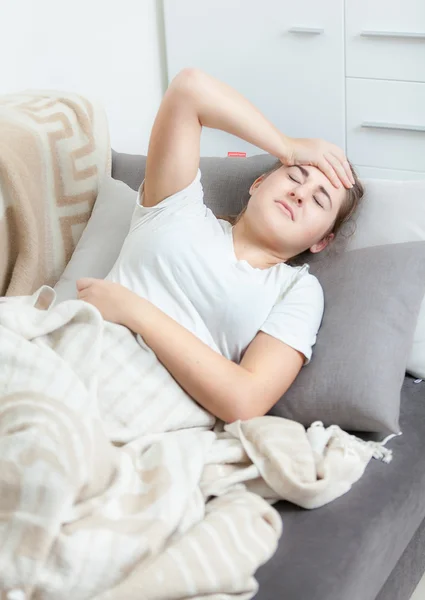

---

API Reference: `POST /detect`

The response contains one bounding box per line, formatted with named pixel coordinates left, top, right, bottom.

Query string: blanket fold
left=0, top=286, right=394, bottom=600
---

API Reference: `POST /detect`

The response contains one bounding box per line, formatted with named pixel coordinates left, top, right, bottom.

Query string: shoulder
left=294, top=270, right=323, bottom=299
left=129, top=168, right=210, bottom=232
left=279, top=267, right=324, bottom=316
left=260, top=267, right=324, bottom=366
left=282, top=264, right=323, bottom=298
left=137, top=167, right=203, bottom=210
left=216, top=218, right=233, bottom=234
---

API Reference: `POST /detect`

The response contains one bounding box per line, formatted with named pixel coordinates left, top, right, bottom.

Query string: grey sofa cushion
left=111, top=149, right=278, bottom=215
left=269, top=242, right=425, bottom=434
left=256, top=376, right=425, bottom=600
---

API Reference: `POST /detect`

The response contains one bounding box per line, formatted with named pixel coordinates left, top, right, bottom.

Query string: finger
left=318, top=159, right=341, bottom=189
left=331, top=152, right=355, bottom=187
left=325, top=153, right=353, bottom=189
left=343, top=159, right=355, bottom=185
left=328, top=147, right=355, bottom=186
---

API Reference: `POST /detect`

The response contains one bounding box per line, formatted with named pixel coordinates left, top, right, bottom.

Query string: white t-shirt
left=105, top=168, right=324, bottom=365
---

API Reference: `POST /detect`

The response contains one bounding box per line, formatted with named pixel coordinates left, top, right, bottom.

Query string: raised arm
left=143, top=67, right=294, bottom=208
left=142, top=69, right=201, bottom=207
left=144, top=68, right=353, bottom=210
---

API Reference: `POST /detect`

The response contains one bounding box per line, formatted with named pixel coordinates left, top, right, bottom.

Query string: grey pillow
left=268, top=242, right=425, bottom=434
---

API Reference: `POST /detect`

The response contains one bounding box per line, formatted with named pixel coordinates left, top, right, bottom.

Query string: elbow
left=217, top=398, right=250, bottom=425
left=224, top=389, right=263, bottom=424
left=170, top=67, right=205, bottom=95
left=226, top=408, right=260, bottom=424
left=167, top=68, right=206, bottom=122
left=176, top=67, right=205, bottom=80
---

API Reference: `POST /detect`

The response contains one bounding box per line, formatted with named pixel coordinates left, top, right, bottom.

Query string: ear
left=249, top=174, right=266, bottom=195
left=310, top=233, right=335, bottom=254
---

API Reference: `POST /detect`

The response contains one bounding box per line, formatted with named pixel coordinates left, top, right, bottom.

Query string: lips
left=275, top=200, right=294, bottom=221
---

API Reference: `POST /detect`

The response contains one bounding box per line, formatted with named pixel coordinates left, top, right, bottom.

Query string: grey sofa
left=112, top=149, right=425, bottom=600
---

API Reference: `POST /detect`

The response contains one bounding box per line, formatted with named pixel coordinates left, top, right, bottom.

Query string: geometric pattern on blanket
left=0, top=90, right=111, bottom=297
left=0, top=286, right=390, bottom=600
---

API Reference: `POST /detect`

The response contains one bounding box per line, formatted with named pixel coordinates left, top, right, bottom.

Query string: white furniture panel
left=346, top=78, right=425, bottom=173
left=163, top=0, right=424, bottom=181
left=345, top=0, right=425, bottom=82
left=163, top=0, right=345, bottom=157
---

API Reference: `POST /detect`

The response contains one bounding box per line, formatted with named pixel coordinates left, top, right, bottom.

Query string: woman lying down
left=0, top=68, right=369, bottom=600
left=77, top=68, right=364, bottom=423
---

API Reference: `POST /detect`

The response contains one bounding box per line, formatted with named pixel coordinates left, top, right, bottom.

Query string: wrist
left=278, top=134, right=295, bottom=166
left=123, top=296, right=150, bottom=332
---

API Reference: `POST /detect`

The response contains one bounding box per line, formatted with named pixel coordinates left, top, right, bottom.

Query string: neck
left=232, top=218, right=288, bottom=269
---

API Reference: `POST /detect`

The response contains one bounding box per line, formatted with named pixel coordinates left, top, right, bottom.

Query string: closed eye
left=289, top=167, right=330, bottom=209
left=289, top=175, right=300, bottom=183
left=290, top=173, right=324, bottom=208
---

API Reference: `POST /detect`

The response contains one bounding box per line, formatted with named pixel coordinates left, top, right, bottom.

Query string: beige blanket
left=0, top=90, right=111, bottom=297
left=0, top=286, right=394, bottom=600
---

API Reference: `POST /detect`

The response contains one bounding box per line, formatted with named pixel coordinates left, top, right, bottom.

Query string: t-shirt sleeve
left=129, top=168, right=206, bottom=232
left=259, top=273, right=324, bottom=366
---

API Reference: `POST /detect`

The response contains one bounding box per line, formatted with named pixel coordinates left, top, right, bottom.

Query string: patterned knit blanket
left=0, top=286, right=393, bottom=600
left=0, top=90, right=111, bottom=297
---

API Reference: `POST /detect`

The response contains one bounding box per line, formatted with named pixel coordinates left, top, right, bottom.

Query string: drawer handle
left=361, top=121, right=425, bottom=132
left=288, top=27, right=324, bottom=34
left=360, top=30, right=425, bottom=40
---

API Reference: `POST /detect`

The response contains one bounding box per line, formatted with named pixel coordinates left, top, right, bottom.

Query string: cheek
left=298, top=214, right=331, bottom=240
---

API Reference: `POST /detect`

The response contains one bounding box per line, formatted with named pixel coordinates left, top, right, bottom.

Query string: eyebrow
left=292, top=165, right=333, bottom=209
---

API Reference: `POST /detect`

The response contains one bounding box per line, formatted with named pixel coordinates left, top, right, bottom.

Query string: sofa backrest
left=111, top=148, right=278, bottom=217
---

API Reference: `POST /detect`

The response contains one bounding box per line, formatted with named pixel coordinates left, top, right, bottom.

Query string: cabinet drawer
left=346, top=78, right=425, bottom=173
left=345, top=0, right=425, bottom=82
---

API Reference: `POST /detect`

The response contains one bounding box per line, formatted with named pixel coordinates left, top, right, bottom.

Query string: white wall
left=0, top=0, right=167, bottom=154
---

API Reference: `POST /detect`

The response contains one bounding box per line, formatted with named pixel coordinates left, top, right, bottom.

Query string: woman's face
left=246, top=164, right=347, bottom=259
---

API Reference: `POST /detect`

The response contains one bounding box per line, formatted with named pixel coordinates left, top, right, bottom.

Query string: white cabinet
left=346, top=79, right=425, bottom=172
left=345, top=0, right=425, bottom=180
left=163, top=0, right=345, bottom=157
left=345, top=0, right=425, bottom=83
left=163, top=0, right=425, bottom=180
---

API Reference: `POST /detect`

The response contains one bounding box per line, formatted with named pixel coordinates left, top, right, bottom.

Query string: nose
left=289, top=189, right=306, bottom=205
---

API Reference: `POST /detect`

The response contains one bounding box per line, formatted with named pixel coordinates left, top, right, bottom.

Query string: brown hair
left=219, top=158, right=364, bottom=265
